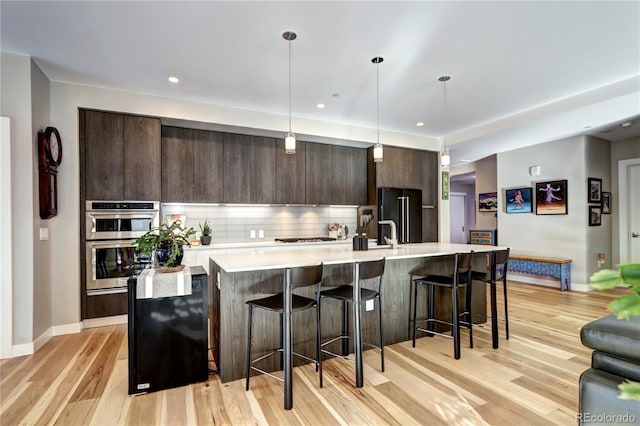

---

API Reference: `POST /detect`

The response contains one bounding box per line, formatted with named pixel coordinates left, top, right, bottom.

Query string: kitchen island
left=209, top=243, right=501, bottom=383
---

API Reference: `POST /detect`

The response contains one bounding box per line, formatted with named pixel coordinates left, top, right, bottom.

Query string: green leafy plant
left=135, top=220, right=195, bottom=267
left=199, top=220, right=212, bottom=236
left=590, top=263, right=640, bottom=402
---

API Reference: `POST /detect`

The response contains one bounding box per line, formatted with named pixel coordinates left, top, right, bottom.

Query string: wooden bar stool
left=471, top=248, right=511, bottom=348
left=412, top=252, right=474, bottom=359
left=318, top=258, right=386, bottom=388
left=245, top=264, right=323, bottom=410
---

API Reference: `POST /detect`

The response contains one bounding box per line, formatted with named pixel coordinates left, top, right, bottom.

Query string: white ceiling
left=2, top=1, right=639, bottom=163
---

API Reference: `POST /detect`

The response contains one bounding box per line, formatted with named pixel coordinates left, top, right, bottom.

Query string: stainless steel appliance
left=85, top=200, right=159, bottom=240
left=377, top=187, right=422, bottom=245
left=85, top=201, right=159, bottom=295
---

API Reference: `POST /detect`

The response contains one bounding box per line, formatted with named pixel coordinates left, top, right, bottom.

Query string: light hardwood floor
left=1, top=282, right=623, bottom=425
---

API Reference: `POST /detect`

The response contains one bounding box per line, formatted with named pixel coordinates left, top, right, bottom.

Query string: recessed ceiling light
left=416, top=122, right=424, bottom=127
left=168, top=76, right=179, bottom=84
left=584, top=125, right=592, bottom=129
left=317, top=103, right=325, bottom=109
left=621, top=121, right=633, bottom=128
left=332, top=93, right=340, bottom=98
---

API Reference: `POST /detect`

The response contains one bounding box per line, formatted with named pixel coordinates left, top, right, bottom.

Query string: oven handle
left=87, top=240, right=138, bottom=249
left=86, top=211, right=158, bottom=218
left=87, top=287, right=128, bottom=296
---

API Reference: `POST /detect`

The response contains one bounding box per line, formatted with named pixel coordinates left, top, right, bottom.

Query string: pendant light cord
left=376, top=61, right=380, bottom=144
left=288, top=37, right=292, bottom=134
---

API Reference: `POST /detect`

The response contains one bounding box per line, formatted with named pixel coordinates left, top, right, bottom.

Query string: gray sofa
left=579, top=314, right=640, bottom=425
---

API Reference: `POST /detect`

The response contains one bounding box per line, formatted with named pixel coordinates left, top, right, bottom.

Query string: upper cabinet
left=305, top=142, right=333, bottom=205
left=223, top=133, right=252, bottom=204
left=276, top=139, right=306, bottom=204
left=250, top=136, right=277, bottom=204
left=367, top=145, right=439, bottom=242
left=82, top=109, right=160, bottom=201
left=162, top=126, right=194, bottom=203
left=332, top=145, right=367, bottom=206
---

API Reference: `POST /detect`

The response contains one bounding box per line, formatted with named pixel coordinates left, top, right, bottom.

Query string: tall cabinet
left=367, top=145, right=439, bottom=242
left=79, top=109, right=162, bottom=320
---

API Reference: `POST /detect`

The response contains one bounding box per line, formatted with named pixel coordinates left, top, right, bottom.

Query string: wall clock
left=38, top=127, right=62, bottom=219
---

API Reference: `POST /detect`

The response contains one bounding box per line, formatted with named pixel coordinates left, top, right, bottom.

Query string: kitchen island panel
left=210, top=247, right=488, bottom=382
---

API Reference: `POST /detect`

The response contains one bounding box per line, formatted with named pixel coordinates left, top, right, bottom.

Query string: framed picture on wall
left=442, top=171, right=449, bottom=200
left=535, top=179, right=568, bottom=215
left=505, top=187, right=532, bottom=213
left=588, top=177, right=602, bottom=203
left=589, top=205, right=602, bottom=226
left=478, top=192, right=497, bottom=212
left=602, top=192, right=611, bottom=214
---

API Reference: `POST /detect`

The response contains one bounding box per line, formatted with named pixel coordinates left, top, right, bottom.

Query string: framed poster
left=535, top=179, right=568, bottom=215
left=589, top=205, right=602, bottom=226
left=588, top=177, right=602, bottom=203
left=505, top=187, right=532, bottom=213
left=602, top=192, right=611, bottom=214
left=478, top=192, right=497, bottom=212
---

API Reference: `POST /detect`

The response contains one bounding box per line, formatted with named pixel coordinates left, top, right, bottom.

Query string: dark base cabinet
left=85, top=291, right=128, bottom=319
left=128, top=266, right=209, bottom=395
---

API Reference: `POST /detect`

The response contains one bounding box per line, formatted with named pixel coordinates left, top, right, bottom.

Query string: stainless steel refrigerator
left=377, top=187, right=423, bottom=245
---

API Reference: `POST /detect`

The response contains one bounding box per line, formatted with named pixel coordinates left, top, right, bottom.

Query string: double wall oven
left=85, top=201, right=159, bottom=297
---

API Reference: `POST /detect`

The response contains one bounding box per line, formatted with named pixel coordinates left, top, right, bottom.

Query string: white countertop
left=210, top=243, right=502, bottom=273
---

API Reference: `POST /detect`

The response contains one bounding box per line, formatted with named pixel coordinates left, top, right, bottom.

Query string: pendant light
left=439, top=75, right=451, bottom=167
left=372, top=56, right=384, bottom=162
left=283, top=31, right=297, bottom=154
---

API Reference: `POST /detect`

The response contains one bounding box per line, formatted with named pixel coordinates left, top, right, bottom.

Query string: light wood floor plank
left=0, top=281, right=624, bottom=425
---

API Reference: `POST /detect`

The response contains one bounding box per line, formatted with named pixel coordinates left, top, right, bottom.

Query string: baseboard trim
left=82, top=314, right=127, bottom=329
left=510, top=274, right=591, bottom=292
left=52, top=322, right=83, bottom=336
left=11, top=342, right=34, bottom=357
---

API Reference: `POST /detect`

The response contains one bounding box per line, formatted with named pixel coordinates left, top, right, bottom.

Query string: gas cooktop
left=275, top=237, right=337, bottom=243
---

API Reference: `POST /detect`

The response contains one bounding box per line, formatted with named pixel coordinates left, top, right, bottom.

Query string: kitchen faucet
left=378, top=220, right=398, bottom=249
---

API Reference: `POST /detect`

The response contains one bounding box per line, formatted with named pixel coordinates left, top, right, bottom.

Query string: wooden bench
left=508, top=255, right=572, bottom=291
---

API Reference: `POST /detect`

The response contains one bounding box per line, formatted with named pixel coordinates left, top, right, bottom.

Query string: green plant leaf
left=590, top=269, right=623, bottom=290
left=619, top=263, right=640, bottom=286
left=618, top=380, right=640, bottom=402
left=608, top=294, right=640, bottom=320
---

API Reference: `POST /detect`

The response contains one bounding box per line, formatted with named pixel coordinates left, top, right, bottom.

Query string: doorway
left=450, top=193, right=467, bottom=243
left=619, top=157, right=640, bottom=263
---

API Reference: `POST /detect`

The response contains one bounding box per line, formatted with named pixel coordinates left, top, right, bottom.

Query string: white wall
left=585, top=137, right=612, bottom=273
left=1, top=53, right=35, bottom=348
left=497, top=136, right=592, bottom=288
left=31, top=59, right=52, bottom=340
left=1, top=117, right=13, bottom=358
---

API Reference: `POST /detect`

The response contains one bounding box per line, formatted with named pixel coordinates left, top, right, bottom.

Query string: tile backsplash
left=162, top=204, right=358, bottom=243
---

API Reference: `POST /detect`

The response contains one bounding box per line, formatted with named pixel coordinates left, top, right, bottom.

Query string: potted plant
left=199, top=220, right=212, bottom=245
left=590, top=263, right=640, bottom=402
left=135, top=220, right=195, bottom=268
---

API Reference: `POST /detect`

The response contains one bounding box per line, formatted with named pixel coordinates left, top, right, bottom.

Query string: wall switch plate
left=365, top=299, right=374, bottom=311
left=39, top=228, right=49, bottom=241
left=258, top=229, right=264, bottom=238
left=250, top=230, right=256, bottom=239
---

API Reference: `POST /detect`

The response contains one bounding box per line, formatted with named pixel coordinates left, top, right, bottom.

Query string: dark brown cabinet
left=367, top=145, right=439, bottom=242
left=83, top=110, right=124, bottom=200
left=223, top=133, right=252, bottom=204
left=251, top=136, right=277, bottom=204
left=161, top=127, right=224, bottom=203
left=305, top=142, right=333, bottom=205
left=333, top=145, right=367, bottom=206
left=276, top=139, right=306, bottom=204
left=82, top=109, right=160, bottom=201
left=193, top=130, right=224, bottom=203
left=162, top=127, right=194, bottom=203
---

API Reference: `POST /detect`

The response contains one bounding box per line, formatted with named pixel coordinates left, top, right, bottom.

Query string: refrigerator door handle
left=405, top=197, right=410, bottom=243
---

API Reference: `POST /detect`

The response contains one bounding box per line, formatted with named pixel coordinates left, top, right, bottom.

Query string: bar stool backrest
left=455, top=251, right=474, bottom=285
left=289, top=264, right=324, bottom=289
left=358, top=258, right=386, bottom=293
left=492, top=248, right=510, bottom=281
